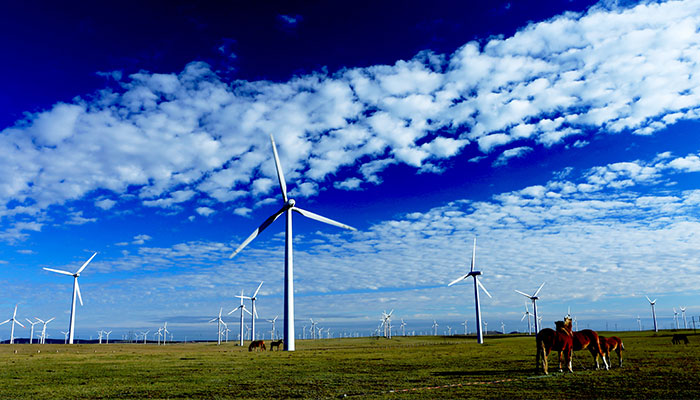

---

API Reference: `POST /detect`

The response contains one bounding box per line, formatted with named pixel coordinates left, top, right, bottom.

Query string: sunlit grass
left=0, top=331, right=697, bottom=398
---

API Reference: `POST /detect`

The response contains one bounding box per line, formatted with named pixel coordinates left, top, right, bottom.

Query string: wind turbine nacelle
left=468, top=271, right=482, bottom=277
left=287, top=199, right=296, bottom=207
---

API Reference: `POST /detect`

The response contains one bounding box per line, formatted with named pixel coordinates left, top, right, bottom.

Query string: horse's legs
left=567, top=349, right=573, bottom=373
left=617, top=346, right=623, bottom=367
left=589, top=347, right=600, bottom=370
left=542, top=347, right=550, bottom=375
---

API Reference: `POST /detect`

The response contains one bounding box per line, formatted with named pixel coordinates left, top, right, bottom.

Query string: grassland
left=0, top=330, right=698, bottom=399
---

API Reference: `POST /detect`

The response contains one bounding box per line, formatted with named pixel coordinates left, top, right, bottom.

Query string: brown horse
left=535, top=320, right=573, bottom=375
left=270, top=340, right=283, bottom=351
left=562, top=318, right=609, bottom=370
left=598, top=336, right=624, bottom=367
left=248, top=340, right=266, bottom=352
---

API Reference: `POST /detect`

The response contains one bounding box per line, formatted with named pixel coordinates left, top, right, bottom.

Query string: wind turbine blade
left=253, top=308, right=259, bottom=319
left=252, top=281, right=264, bottom=298
left=532, top=282, right=546, bottom=297
left=13, top=305, right=17, bottom=318
left=227, top=306, right=241, bottom=315
left=15, top=320, right=25, bottom=328
left=43, top=267, right=74, bottom=276
left=230, top=206, right=287, bottom=258
left=76, top=279, right=84, bottom=306
left=521, top=313, right=527, bottom=321
left=476, top=278, right=492, bottom=298
left=645, top=295, right=653, bottom=303
left=46, top=317, right=55, bottom=324
left=244, top=308, right=252, bottom=316
left=514, top=289, right=531, bottom=298
left=209, top=318, right=218, bottom=323
left=270, top=135, right=288, bottom=202
left=292, top=207, right=357, bottom=231
left=448, top=274, right=469, bottom=287
left=470, top=238, right=476, bottom=273
left=76, top=252, right=97, bottom=274
left=0, top=319, right=9, bottom=325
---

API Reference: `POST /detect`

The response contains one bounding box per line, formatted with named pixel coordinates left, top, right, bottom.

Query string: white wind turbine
left=229, top=135, right=357, bottom=351
left=309, top=318, right=318, bottom=340
left=267, top=315, right=278, bottom=340
left=673, top=308, right=679, bottom=329
left=237, top=282, right=263, bottom=342
left=26, top=319, right=40, bottom=344
left=483, top=321, right=488, bottom=334
left=501, top=321, right=506, bottom=334
left=515, top=282, right=545, bottom=334
left=448, top=238, right=492, bottom=344
left=521, top=303, right=532, bottom=335
left=162, top=322, right=169, bottom=345
left=229, top=291, right=252, bottom=346
left=0, top=305, right=25, bottom=344
left=400, top=319, right=406, bottom=337
left=141, top=330, right=150, bottom=344
left=105, top=331, right=112, bottom=344
left=646, top=296, right=658, bottom=332
left=432, top=320, right=439, bottom=336
left=209, top=307, right=225, bottom=345
left=680, top=307, right=688, bottom=329
left=43, top=252, right=97, bottom=344
left=462, top=319, right=468, bottom=335
left=61, top=331, right=69, bottom=344
left=637, top=315, right=642, bottom=331
left=36, top=317, right=54, bottom=344
left=98, top=330, right=104, bottom=344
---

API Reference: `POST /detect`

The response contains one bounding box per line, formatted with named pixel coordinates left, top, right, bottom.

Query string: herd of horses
left=248, top=339, right=284, bottom=351
left=536, top=316, right=624, bottom=374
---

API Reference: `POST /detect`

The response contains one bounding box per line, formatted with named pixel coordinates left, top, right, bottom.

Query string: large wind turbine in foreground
left=646, top=296, right=658, bottom=332
left=448, top=238, right=492, bottom=344
left=43, top=252, right=97, bottom=344
left=515, top=282, right=545, bottom=334
left=229, top=135, right=357, bottom=351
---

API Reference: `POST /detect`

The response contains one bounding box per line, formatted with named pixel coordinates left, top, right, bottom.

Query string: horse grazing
left=562, top=318, right=609, bottom=370
left=535, top=320, right=573, bottom=375
left=248, top=340, right=266, bottom=352
left=270, top=340, right=284, bottom=351
left=598, top=336, right=625, bottom=367
left=672, top=334, right=689, bottom=345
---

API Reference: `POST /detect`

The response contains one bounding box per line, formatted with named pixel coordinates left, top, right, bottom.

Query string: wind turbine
left=680, top=307, right=688, bottom=329
left=501, top=321, right=506, bottom=334
left=34, top=317, right=55, bottom=344
left=515, top=282, right=545, bottom=334
left=141, top=330, right=150, bottom=344
left=400, top=319, right=406, bottom=336
left=162, top=322, right=169, bottom=345
left=432, top=320, right=438, bottom=336
left=229, top=291, right=252, bottom=346
left=26, top=319, right=40, bottom=344
left=209, top=308, right=225, bottom=345
left=309, top=318, right=318, bottom=340
left=448, top=238, right=492, bottom=344
left=237, top=282, right=263, bottom=342
left=462, top=319, right=468, bottom=335
left=0, top=305, right=25, bottom=344
left=673, top=308, right=680, bottom=329
left=229, top=135, right=357, bottom=351
left=521, top=304, right=532, bottom=335
left=105, top=331, right=112, bottom=344
left=267, top=315, right=278, bottom=340
left=637, top=315, right=642, bottom=331
left=483, top=321, right=488, bottom=334
left=43, top=252, right=97, bottom=344
left=646, top=296, right=658, bottom=332
left=61, top=331, right=69, bottom=344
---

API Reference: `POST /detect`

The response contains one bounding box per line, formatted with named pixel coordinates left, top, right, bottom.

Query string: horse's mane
left=556, top=317, right=574, bottom=337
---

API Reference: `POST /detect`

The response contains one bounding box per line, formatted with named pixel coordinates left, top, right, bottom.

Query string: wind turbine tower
left=448, top=238, right=493, bottom=344
left=228, top=135, right=357, bottom=351
left=43, top=252, right=97, bottom=344
left=521, top=304, right=532, bottom=335
left=646, top=296, right=658, bottom=332
left=237, top=282, right=263, bottom=341
left=0, top=305, right=25, bottom=344
left=637, top=315, right=642, bottom=331
left=673, top=308, right=679, bottom=329
left=209, top=308, right=225, bottom=345
left=229, top=291, right=252, bottom=346
left=515, top=282, right=545, bottom=334
left=432, top=320, right=438, bottom=336
left=26, top=319, right=40, bottom=344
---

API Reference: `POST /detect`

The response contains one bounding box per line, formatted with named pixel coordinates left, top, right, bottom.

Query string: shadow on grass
left=432, top=369, right=528, bottom=377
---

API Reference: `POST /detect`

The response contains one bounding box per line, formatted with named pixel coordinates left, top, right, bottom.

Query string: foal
left=598, top=336, right=624, bottom=367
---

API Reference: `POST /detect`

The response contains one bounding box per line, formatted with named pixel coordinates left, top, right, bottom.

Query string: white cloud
left=2, top=0, right=700, bottom=236
left=132, top=234, right=152, bottom=245
left=196, top=207, right=216, bottom=217
left=493, top=146, right=532, bottom=166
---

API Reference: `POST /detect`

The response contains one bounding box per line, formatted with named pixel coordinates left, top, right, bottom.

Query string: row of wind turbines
left=23, top=135, right=692, bottom=348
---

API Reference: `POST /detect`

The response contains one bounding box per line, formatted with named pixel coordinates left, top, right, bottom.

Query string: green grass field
left=0, top=331, right=698, bottom=399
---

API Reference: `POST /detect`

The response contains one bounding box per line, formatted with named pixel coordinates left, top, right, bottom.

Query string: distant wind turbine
left=43, top=252, right=97, bottom=344
left=462, top=319, right=468, bottom=335
left=61, top=331, right=69, bottom=344
left=521, top=304, right=532, bottom=335
left=229, top=291, right=252, bottom=346
left=432, top=320, right=439, bottom=336
left=36, top=317, right=55, bottom=344
left=637, top=315, right=642, bottom=331
left=448, top=238, right=493, bottom=344
left=646, top=296, right=658, bottom=332
left=267, top=316, right=278, bottom=340
left=515, top=282, right=545, bottom=334
left=680, top=307, right=688, bottom=329
left=400, top=319, right=406, bottom=337
left=209, top=308, right=225, bottom=345
left=26, top=319, right=40, bottom=344
left=228, top=135, right=357, bottom=351
left=0, top=305, right=25, bottom=344
left=105, top=330, right=112, bottom=344
left=237, top=282, right=263, bottom=342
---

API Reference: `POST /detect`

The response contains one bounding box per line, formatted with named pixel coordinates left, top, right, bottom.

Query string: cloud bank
left=2, top=0, right=700, bottom=240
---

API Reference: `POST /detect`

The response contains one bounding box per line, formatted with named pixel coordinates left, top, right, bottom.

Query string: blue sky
left=2, top=0, right=700, bottom=341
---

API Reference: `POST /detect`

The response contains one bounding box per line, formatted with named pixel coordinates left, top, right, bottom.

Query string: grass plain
left=0, top=330, right=698, bottom=399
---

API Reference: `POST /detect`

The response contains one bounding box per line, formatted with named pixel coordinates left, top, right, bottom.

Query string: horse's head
left=556, top=320, right=573, bottom=336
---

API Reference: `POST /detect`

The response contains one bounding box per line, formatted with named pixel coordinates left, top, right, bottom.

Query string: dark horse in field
left=535, top=320, right=573, bottom=374
left=598, top=336, right=625, bottom=367
left=248, top=340, right=266, bottom=351
left=270, top=340, right=284, bottom=351
left=672, top=334, right=689, bottom=345
left=562, top=317, right=609, bottom=370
